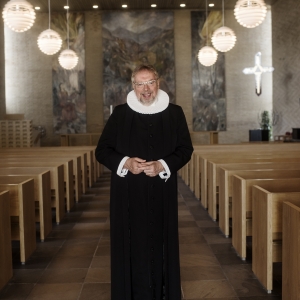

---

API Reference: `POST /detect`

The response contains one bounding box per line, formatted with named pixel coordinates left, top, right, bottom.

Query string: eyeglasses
left=133, top=79, right=157, bottom=88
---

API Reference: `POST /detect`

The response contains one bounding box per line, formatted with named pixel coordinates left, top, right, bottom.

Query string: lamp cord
left=222, top=0, right=225, bottom=27
left=48, top=0, right=50, bottom=29
left=205, top=0, right=208, bottom=45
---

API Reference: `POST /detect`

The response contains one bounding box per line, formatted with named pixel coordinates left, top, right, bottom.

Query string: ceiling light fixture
left=58, top=0, right=78, bottom=70
left=198, top=0, right=218, bottom=66
left=234, top=0, right=267, bottom=28
left=37, top=0, right=62, bottom=55
left=151, top=4, right=157, bottom=7
left=93, top=5, right=98, bottom=8
left=122, top=4, right=127, bottom=8
left=63, top=5, right=69, bottom=9
left=35, top=6, right=40, bottom=10
left=2, top=0, right=36, bottom=33
left=211, top=0, right=236, bottom=52
left=208, top=3, right=214, bottom=7
left=180, top=4, right=186, bottom=7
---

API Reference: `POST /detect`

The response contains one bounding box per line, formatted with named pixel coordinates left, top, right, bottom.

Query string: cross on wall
left=243, top=52, right=274, bottom=96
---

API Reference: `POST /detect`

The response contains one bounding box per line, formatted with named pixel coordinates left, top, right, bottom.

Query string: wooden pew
left=282, top=202, right=300, bottom=300
left=63, top=146, right=97, bottom=186
left=207, top=154, right=300, bottom=218
left=252, top=183, right=300, bottom=292
left=192, top=144, right=300, bottom=204
left=232, top=177, right=300, bottom=261
left=0, top=147, right=91, bottom=191
left=0, top=178, right=36, bottom=264
left=0, top=155, right=76, bottom=209
left=0, top=163, right=65, bottom=224
left=203, top=152, right=300, bottom=213
left=0, top=191, right=13, bottom=290
left=0, top=169, right=52, bottom=241
left=219, top=163, right=300, bottom=237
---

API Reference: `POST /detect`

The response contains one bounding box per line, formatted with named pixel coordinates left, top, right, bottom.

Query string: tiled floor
left=0, top=173, right=282, bottom=299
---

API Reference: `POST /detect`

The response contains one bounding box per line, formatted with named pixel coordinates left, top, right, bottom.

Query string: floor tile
left=26, top=283, right=82, bottom=300
left=85, top=268, right=111, bottom=283
left=37, top=268, right=88, bottom=283
left=181, top=266, right=226, bottom=281
left=10, top=269, right=44, bottom=283
left=0, top=284, right=34, bottom=300
left=182, top=280, right=237, bottom=299
left=79, top=283, right=111, bottom=300
left=47, top=256, right=93, bottom=269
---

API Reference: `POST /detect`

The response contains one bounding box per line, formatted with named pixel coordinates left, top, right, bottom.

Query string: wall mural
left=191, top=11, right=226, bottom=131
left=102, top=11, right=175, bottom=123
left=52, top=12, right=86, bottom=134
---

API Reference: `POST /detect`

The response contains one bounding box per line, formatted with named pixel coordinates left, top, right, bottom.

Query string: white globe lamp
left=37, top=29, right=62, bottom=55
left=198, top=46, right=218, bottom=67
left=58, top=49, right=78, bottom=70
left=234, top=0, right=267, bottom=28
left=212, top=26, right=237, bottom=52
left=2, top=0, right=36, bottom=32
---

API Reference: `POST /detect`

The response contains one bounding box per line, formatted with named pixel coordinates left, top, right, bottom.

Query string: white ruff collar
left=127, top=89, right=169, bottom=114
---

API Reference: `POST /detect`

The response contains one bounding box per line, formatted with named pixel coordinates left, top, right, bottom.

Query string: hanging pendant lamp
left=58, top=0, right=78, bottom=70
left=2, top=0, right=36, bottom=33
left=234, top=0, right=267, bottom=28
left=198, top=46, right=218, bottom=67
left=198, top=0, right=218, bottom=67
left=37, top=0, right=62, bottom=55
left=211, top=0, right=236, bottom=52
left=58, top=49, right=78, bottom=69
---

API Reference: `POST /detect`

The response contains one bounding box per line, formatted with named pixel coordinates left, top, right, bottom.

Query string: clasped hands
left=124, top=157, right=164, bottom=177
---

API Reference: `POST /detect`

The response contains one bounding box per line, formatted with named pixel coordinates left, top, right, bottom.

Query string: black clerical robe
left=95, top=102, right=193, bottom=300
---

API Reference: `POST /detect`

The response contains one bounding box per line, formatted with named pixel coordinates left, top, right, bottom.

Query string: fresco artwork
left=52, top=12, right=86, bottom=134
left=191, top=11, right=226, bottom=131
left=102, top=11, right=175, bottom=123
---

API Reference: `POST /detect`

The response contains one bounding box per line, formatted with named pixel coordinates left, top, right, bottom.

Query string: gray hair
left=131, top=65, right=159, bottom=83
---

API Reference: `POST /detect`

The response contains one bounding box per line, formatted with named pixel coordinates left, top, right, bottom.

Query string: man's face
left=133, top=70, right=159, bottom=106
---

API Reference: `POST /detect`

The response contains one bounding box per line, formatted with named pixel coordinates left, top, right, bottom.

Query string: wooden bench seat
left=282, top=201, right=300, bottom=300
left=218, top=163, right=300, bottom=237
left=206, top=155, right=300, bottom=214
left=0, top=169, right=52, bottom=241
left=0, top=178, right=36, bottom=264
left=191, top=144, right=300, bottom=203
left=232, top=177, right=300, bottom=261
left=252, top=184, right=300, bottom=292
left=0, top=147, right=92, bottom=192
left=0, top=191, right=13, bottom=290
left=0, top=153, right=78, bottom=205
left=0, top=163, right=65, bottom=224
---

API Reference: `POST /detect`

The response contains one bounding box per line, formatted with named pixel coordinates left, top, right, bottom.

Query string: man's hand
left=124, top=157, right=146, bottom=174
left=141, top=161, right=164, bottom=177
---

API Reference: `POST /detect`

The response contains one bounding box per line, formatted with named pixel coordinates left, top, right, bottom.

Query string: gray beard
left=138, top=96, right=156, bottom=106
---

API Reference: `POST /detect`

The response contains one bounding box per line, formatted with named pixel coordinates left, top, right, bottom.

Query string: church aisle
left=0, top=172, right=281, bottom=300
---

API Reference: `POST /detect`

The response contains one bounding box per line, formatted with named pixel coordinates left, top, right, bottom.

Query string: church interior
left=0, top=0, right=300, bottom=299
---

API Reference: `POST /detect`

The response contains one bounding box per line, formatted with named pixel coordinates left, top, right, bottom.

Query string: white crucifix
left=243, top=52, right=274, bottom=96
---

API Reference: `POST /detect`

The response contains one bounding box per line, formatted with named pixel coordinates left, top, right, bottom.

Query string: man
left=95, top=65, right=193, bottom=300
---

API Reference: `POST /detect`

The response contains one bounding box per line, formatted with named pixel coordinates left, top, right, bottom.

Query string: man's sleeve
left=116, top=156, right=129, bottom=177
left=161, top=107, right=194, bottom=174
left=158, top=159, right=171, bottom=181
left=95, top=107, right=126, bottom=173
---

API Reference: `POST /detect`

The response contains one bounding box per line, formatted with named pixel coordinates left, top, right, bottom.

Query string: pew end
left=252, top=184, right=300, bottom=293
left=282, top=201, right=300, bottom=300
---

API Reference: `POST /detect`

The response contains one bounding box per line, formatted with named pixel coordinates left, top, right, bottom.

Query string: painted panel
left=52, top=12, right=86, bottom=134
left=102, top=11, right=175, bottom=122
left=191, top=11, right=226, bottom=131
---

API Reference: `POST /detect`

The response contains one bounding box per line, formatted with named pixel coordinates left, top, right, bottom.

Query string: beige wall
left=4, top=9, right=273, bottom=145
left=272, top=0, right=300, bottom=136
